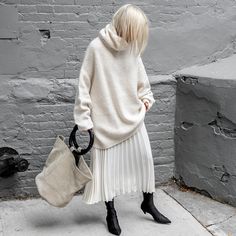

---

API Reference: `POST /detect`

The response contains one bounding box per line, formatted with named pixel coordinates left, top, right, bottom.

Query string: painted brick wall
left=0, top=0, right=235, bottom=199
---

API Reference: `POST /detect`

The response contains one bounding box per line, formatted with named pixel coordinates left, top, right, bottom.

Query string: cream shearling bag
left=35, top=125, right=94, bottom=208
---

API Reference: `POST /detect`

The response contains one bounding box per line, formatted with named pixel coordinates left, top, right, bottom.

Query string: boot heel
left=142, top=208, right=147, bottom=214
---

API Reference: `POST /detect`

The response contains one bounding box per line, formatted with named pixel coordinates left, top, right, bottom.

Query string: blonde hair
left=111, top=4, right=149, bottom=56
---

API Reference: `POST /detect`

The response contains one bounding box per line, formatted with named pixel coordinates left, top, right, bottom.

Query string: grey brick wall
left=147, top=76, right=176, bottom=186
left=0, top=75, right=176, bottom=199
left=0, top=0, right=235, bottom=199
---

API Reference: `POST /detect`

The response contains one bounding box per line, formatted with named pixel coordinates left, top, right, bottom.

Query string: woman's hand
left=143, top=100, right=149, bottom=111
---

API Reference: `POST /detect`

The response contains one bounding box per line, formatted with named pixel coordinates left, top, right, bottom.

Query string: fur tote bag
left=35, top=125, right=94, bottom=208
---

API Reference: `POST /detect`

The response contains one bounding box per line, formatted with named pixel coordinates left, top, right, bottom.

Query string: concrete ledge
left=173, top=54, right=236, bottom=207
left=149, top=75, right=176, bottom=85
left=174, top=54, right=236, bottom=86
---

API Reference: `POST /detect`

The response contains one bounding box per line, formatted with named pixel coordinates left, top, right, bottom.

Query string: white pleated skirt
left=82, top=121, right=156, bottom=204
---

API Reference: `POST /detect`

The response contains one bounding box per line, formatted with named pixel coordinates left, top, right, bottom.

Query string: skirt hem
left=82, top=188, right=156, bottom=205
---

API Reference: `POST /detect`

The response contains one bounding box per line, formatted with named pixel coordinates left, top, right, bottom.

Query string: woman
left=73, top=4, right=171, bottom=235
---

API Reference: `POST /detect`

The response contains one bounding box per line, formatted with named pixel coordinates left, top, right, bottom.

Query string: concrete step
left=173, top=54, right=236, bottom=207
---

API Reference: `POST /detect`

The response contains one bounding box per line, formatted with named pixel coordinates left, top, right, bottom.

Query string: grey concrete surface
left=162, top=184, right=236, bottom=236
left=173, top=54, right=236, bottom=207
left=0, top=188, right=212, bottom=236
left=174, top=54, right=236, bottom=81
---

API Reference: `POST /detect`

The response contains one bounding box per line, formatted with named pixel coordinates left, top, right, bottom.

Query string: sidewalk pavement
left=163, top=184, right=236, bottom=236
left=0, top=187, right=214, bottom=236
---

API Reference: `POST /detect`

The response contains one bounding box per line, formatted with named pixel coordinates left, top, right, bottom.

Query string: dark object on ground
left=0, top=147, right=29, bottom=178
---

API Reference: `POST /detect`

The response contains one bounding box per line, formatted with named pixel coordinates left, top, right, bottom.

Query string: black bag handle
left=69, top=125, right=94, bottom=156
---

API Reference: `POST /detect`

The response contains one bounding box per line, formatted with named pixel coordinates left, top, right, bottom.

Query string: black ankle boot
left=105, top=198, right=121, bottom=235
left=141, top=192, right=171, bottom=224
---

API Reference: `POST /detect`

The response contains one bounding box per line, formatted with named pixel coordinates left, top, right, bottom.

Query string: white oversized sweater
left=73, top=23, right=156, bottom=149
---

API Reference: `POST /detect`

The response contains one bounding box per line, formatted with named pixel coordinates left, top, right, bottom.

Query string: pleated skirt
left=82, top=121, right=156, bottom=204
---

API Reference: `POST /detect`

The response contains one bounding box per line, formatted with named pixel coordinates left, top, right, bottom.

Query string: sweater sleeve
left=73, top=43, right=95, bottom=131
left=137, top=56, right=156, bottom=112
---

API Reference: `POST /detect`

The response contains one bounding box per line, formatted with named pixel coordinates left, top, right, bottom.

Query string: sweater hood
left=98, top=23, right=129, bottom=51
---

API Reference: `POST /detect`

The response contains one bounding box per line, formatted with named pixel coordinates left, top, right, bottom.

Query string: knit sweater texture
left=73, top=23, right=156, bottom=149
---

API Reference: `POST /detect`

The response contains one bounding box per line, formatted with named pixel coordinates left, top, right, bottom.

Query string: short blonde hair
left=111, top=4, right=149, bottom=56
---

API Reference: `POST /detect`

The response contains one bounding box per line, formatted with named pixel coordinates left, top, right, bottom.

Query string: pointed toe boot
left=141, top=192, right=171, bottom=224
